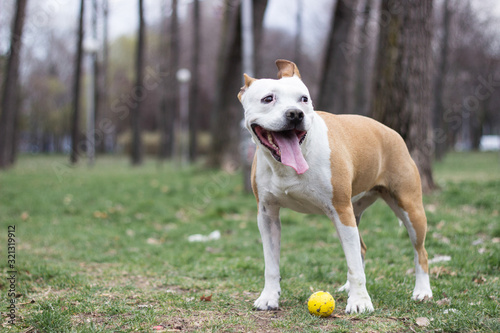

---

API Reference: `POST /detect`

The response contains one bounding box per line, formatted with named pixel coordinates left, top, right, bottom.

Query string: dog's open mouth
left=252, top=124, right=309, bottom=174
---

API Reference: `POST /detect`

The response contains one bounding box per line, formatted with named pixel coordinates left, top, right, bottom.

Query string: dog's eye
left=261, top=95, right=274, bottom=104
left=301, top=96, right=309, bottom=103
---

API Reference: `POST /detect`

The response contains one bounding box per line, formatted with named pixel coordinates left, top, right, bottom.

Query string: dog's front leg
left=254, top=203, right=281, bottom=311
left=327, top=204, right=374, bottom=313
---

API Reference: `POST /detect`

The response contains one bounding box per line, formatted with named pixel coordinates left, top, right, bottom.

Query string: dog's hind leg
left=338, top=192, right=378, bottom=293
left=380, top=185, right=433, bottom=301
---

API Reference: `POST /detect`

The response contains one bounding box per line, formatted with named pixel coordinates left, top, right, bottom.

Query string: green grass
left=1, top=152, right=499, bottom=332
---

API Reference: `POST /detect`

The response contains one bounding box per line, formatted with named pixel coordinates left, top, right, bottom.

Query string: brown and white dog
left=238, top=60, right=432, bottom=313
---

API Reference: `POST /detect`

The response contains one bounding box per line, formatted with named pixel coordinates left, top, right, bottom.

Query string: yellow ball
left=307, top=291, right=335, bottom=317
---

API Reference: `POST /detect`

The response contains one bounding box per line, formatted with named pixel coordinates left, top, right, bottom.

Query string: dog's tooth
left=265, top=131, right=280, bottom=155
left=267, top=132, right=273, bottom=144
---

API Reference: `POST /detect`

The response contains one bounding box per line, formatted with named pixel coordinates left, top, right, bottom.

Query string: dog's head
left=238, top=59, right=314, bottom=174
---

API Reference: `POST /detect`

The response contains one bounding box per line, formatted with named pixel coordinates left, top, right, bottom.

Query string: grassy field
left=0, top=152, right=499, bottom=332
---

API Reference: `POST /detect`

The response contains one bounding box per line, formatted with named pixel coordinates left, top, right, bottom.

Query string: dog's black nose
left=286, top=109, right=304, bottom=125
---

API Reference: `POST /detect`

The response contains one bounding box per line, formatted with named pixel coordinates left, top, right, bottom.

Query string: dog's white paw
left=254, top=290, right=280, bottom=310
left=338, top=281, right=350, bottom=293
left=345, top=294, right=374, bottom=314
left=412, top=288, right=433, bottom=301
left=412, top=273, right=432, bottom=301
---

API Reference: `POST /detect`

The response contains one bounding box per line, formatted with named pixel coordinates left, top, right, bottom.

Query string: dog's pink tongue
left=272, top=131, right=309, bottom=174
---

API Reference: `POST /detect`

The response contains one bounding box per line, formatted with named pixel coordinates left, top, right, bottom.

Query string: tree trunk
left=317, top=0, right=360, bottom=114
left=131, top=0, right=145, bottom=165
left=432, top=0, right=451, bottom=160
left=10, top=92, right=22, bottom=164
left=372, top=0, right=436, bottom=192
left=91, top=0, right=100, bottom=158
left=371, top=0, right=406, bottom=134
left=168, top=0, right=179, bottom=160
left=470, top=99, right=487, bottom=150
left=402, top=0, right=436, bottom=193
left=100, top=0, right=110, bottom=153
left=253, top=0, right=268, bottom=77
left=0, top=0, right=28, bottom=169
left=159, top=0, right=178, bottom=161
left=353, top=0, right=377, bottom=115
left=158, top=0, right=170, bottom=160
left=70, top=0, right=85, bottom=165
left=294, top=0, right=303, bottom=68
left=189, top=0, right=200, bottom=162
left=208, top=0, right=243, bottom=169
left=209, top=0, right=268, bottom=169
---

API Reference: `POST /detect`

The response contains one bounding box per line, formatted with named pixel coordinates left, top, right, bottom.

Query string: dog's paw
left=254, top=290, right=280, bottom=311
left=412, top=273, right=432, bottom=301
left=345, top=295, right=374, bottom=314
left=338, top=281, right=350, bottom=293
left=412, top=288, right=433, bottom=301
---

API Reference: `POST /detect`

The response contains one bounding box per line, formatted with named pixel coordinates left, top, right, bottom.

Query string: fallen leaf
left=205, top=247, right=222, bottom=254
left=425, top=204, right=437, bottom=213
left=432, top=233, right=450, bottom=244
left=428, top=255, right=451, bottom=264
left=473, top=275, right=486, bottom=284
left=461, top=205, right=477, bottom=214
left=147, top=238, right=161, bottom=245
left=200, top=294, right=212, bottom=302
left=436, top=298, right=451, bottom=306
left=93, top=211, right=108, bottom=219
left=472, top=238, right=484, bottom=246
left=415, top=317, right=430, bottom=327
left=188, top=230, right=221, bottom=242
left=63, top=194, right=73, bottom=205
left=108, top=204, right=124, bottom=213
left=436, top=220, right=446, bottom=230
left=430, top=266, right=456, bottom=278
left=18, top=299, right=35, bottom=306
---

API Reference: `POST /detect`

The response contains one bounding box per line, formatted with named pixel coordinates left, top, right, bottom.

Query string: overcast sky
left=0, top=0, right=331, bottom=55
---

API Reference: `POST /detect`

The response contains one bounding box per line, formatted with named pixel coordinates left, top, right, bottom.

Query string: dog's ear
left=238, top=73, right=256, bottom=101
left=276, top=59, right=301, bottom=79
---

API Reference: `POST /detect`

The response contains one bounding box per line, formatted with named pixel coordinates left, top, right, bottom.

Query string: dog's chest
left=261, top=169, right=332, bottom=215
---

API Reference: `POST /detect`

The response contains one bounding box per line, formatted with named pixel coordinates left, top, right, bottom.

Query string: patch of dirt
left=71, top=312, right=134, bottom=331
left=69, top=306, right=413, bottom=333
left=155, top=310, right=285, bottom=333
